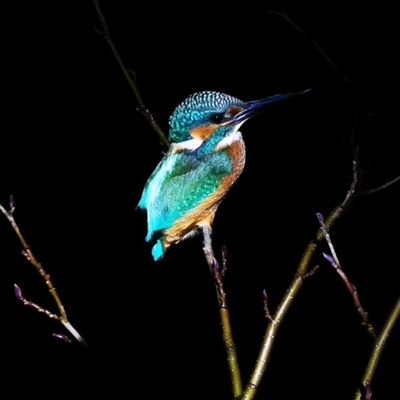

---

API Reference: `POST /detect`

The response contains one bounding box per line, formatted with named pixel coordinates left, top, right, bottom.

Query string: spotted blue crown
left=168, top=91, right=244, bottom=143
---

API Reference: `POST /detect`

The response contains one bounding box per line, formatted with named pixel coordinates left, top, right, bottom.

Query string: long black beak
left=231, top=88, right=311, bottom=124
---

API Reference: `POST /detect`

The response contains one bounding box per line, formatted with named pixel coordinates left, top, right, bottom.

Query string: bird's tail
left=152, top=239, right=165, bottom=261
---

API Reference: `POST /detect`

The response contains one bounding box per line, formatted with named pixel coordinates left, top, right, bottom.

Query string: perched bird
left=139, top=90, right=309, bottom=260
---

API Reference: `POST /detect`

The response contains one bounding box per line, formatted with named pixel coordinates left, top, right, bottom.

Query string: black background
left=3, top=1, right=399, bottom=398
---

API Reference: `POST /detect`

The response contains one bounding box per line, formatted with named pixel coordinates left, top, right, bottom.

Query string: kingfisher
left=138, top=90, right=309, bottom=261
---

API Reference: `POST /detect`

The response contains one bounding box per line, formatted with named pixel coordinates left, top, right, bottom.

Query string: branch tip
left=9, top=194, right=15, bottom=214
left=322, top=252, right=335, bottom=266
left=14, top=283, right=23, bottom=302
left=364, top=175, right=400, bottom=196
left=52, top=333, right=72, bottom=344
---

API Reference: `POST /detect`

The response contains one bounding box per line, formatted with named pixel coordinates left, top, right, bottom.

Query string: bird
left=138, top=90, right=309, bottom=261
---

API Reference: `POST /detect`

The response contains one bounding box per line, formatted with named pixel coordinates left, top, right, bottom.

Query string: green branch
left=203, top=227, right=242, bottom=398
left=354, top=296, right=400, bottom=400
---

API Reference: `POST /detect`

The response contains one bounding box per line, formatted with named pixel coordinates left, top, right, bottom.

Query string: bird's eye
left=210, top=113, right=224, bottom=123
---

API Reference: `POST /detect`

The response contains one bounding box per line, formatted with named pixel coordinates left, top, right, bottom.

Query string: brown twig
left=354, top=296, right=400, bottom=400
left=92, top=0, right=169, bottom=147
left=202, top=226, right=242, bottom=399
left=240, top=161, right=360, bottom=400
left=1, top=198, right=86, bottom=345
left=317, top=212, right=376, bottom=338
left=14, top=283, right=60, bottom=321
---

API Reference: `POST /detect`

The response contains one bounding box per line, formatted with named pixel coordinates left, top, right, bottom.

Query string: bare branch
left=317, top=213, right=376, bottom=338
left=92, top=0, right=169, bottom=147
left=1, top=200, right=86, bottom=346
left=363, top=175, right=400, bottom=195
left=9, top=194, right=15, bottom=214
left=202, top=227, right=242, bottom=399
left=354, top=296, right=400, bottom=400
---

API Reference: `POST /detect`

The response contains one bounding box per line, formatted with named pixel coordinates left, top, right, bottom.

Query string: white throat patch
left=215, top=123, right=244, bottom=151
left=170, top=137, right=203, bottom=153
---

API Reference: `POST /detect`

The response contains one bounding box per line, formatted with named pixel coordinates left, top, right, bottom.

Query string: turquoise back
left=138, top=147, right=233, bottom=242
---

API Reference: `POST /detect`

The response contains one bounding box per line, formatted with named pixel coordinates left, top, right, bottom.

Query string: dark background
left=3, top=1, right=399, bottom=398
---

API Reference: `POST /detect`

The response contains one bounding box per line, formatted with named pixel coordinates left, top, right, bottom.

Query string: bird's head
left=168, top=90, right=310, bottom=153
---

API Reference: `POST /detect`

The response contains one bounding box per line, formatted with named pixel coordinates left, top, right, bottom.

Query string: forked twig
left=317, top=212, right=376, bottom=338
left=1, top=198, right=86, bottom=345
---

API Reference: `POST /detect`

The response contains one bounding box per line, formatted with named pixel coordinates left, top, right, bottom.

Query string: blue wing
left=138, top=150, right=233, bottom=243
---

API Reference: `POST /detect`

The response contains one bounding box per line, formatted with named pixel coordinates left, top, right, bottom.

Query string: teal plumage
left=139, top=148, right=233, bottom=238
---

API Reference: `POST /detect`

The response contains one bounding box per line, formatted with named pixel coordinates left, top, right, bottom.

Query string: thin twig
left=317, top=212, right=376, bottom=338
left=354, top=296, right=400, bottom=400
left=14, top=283, right=61, bottom=321
left=221, top=246, right=228, bottom=277
left=92, top=0, right=169, bottom=147
left=269, top=1, right=351, bottom=83
left=262, top=290, right=274, bottom=323
left=1, top=199, right=86, bottom=346
left=202, top=227, right=242, bottom=399
left=303, top=264, right=320, bottom=280
left=52, top=333, right=73, bottom=344
left=363, top=175, right=400, bottom=195
left=240, top=163, right=359, bottom=400
left=269, top=1, right=363, bottom=168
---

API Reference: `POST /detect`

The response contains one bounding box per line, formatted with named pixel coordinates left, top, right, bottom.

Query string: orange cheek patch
left=226, top=106, right=243, bottom=118
left=190, top=124, right=218, bottom=140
